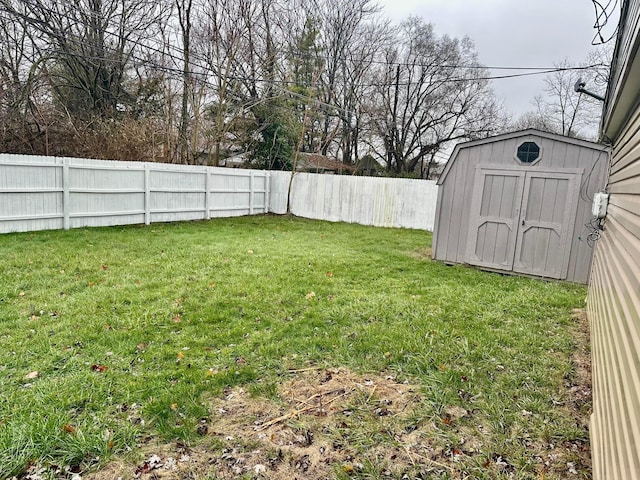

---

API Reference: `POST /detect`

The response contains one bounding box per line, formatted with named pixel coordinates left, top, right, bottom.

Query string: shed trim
left=477, top=165, right=585, bottom=176
left=438, top=129, right=606, bottom=185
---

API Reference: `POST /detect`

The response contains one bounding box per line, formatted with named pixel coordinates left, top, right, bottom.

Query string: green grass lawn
left=0, top=216, right=590, bottom=479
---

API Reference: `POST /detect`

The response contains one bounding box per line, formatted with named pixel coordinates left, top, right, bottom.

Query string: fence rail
left=0, top=154, right=438, bottom=234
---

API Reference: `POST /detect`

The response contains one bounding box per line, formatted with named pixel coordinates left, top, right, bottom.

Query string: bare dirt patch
left=88, top=368, right=458, bottom=479
left=568, top=308, right=592, bottom=421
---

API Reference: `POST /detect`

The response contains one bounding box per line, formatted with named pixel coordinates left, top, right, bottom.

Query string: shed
left=432, top=129, right=609, bottom=283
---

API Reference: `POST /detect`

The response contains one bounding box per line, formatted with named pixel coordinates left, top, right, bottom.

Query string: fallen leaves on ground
left=62, top=424, right=77, bottom=434
left=87, top=312, right=594, bottom=480
left=90, top=368, right=435, bottom=480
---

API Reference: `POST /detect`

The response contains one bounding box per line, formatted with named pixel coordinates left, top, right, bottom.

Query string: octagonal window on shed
left=516, top=141, right=541, bottom=164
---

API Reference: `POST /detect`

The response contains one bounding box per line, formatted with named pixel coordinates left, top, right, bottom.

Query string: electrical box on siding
left=592, top=191, right=609, bottom=219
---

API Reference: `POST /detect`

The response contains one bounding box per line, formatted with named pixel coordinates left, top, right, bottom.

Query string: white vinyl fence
left=0, top=155, right=268, bottom=233
left=269, top=171, right=438, bottom=230
left=0, top=154, right=438, bottom=234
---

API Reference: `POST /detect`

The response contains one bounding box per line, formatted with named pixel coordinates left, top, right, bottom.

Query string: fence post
left=249, top=171, right=255, bottom=215
left=144, top=163, right=150, bottom=225
left=62, top=159, right=70, bottom=230
left=266, top=171, right=271, bottom=213
left=204, top=168, right=211, bottom=220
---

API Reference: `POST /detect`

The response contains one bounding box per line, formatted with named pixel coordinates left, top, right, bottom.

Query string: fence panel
left=148, top=164, right=207, bottom=224
left=269, top=171, right=438, bottom=231
left=0, top=155, right=269, bottom=233
left=209, top=168, right=269, bottom=218
left=67, top=158, right=146, bottom=228
left=0, top=156, right=64, bottom=232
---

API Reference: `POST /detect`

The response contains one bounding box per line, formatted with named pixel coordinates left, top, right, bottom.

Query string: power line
left=591, top=0, right=620, bottom=44
left=44, top=45, right=610, bottom=90
left=6, top=0, right=611, bottom=76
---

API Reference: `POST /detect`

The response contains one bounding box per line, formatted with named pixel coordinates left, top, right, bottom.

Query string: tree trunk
left=177, top=0, right=192, bottom=164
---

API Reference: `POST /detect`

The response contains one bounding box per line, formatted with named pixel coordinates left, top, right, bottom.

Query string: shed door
left=465, top=169, right=526, bottom=270
left=466, top=168, right=579, bottom=279
left=512, top=172, right=579, bottom=279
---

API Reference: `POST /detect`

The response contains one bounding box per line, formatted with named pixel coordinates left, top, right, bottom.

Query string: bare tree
left=514, top=54, right=611, bottom=140
left=334, top=19, right=391, bottom=167
left=1, top=0, right=165, bottom=116
left=314, top=0, right=387, bottom=163
left=0, top=5, right=40, bottom=152
left=371, top=18, right=502, bottom=175
left=1, top=0, right=506, bottom=170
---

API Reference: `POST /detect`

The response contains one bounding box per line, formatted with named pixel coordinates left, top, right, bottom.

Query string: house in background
left=219, top=152, right=357, bottom=174
left=353, top=155, right=384, bottom=176
left=588, top=1, right=640, bottom=478
left=432, top=129, right=608, bottom=283
left=219, top=153, right=247, bottom=168
left=296, top=152, right=355, bottom=174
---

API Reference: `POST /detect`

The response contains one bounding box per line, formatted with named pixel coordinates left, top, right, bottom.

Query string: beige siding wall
left=433, top=133, right=607, bottom=283
left=588, top=101, right=640, bottom=480
left=603, top=0, right=640, bottom=127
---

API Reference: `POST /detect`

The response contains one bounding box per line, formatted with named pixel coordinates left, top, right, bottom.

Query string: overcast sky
left=376, top=0, right=617, bottom=120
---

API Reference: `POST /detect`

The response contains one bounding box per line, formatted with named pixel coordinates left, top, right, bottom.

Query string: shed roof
left=437, top=129, right=606, bottom=185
